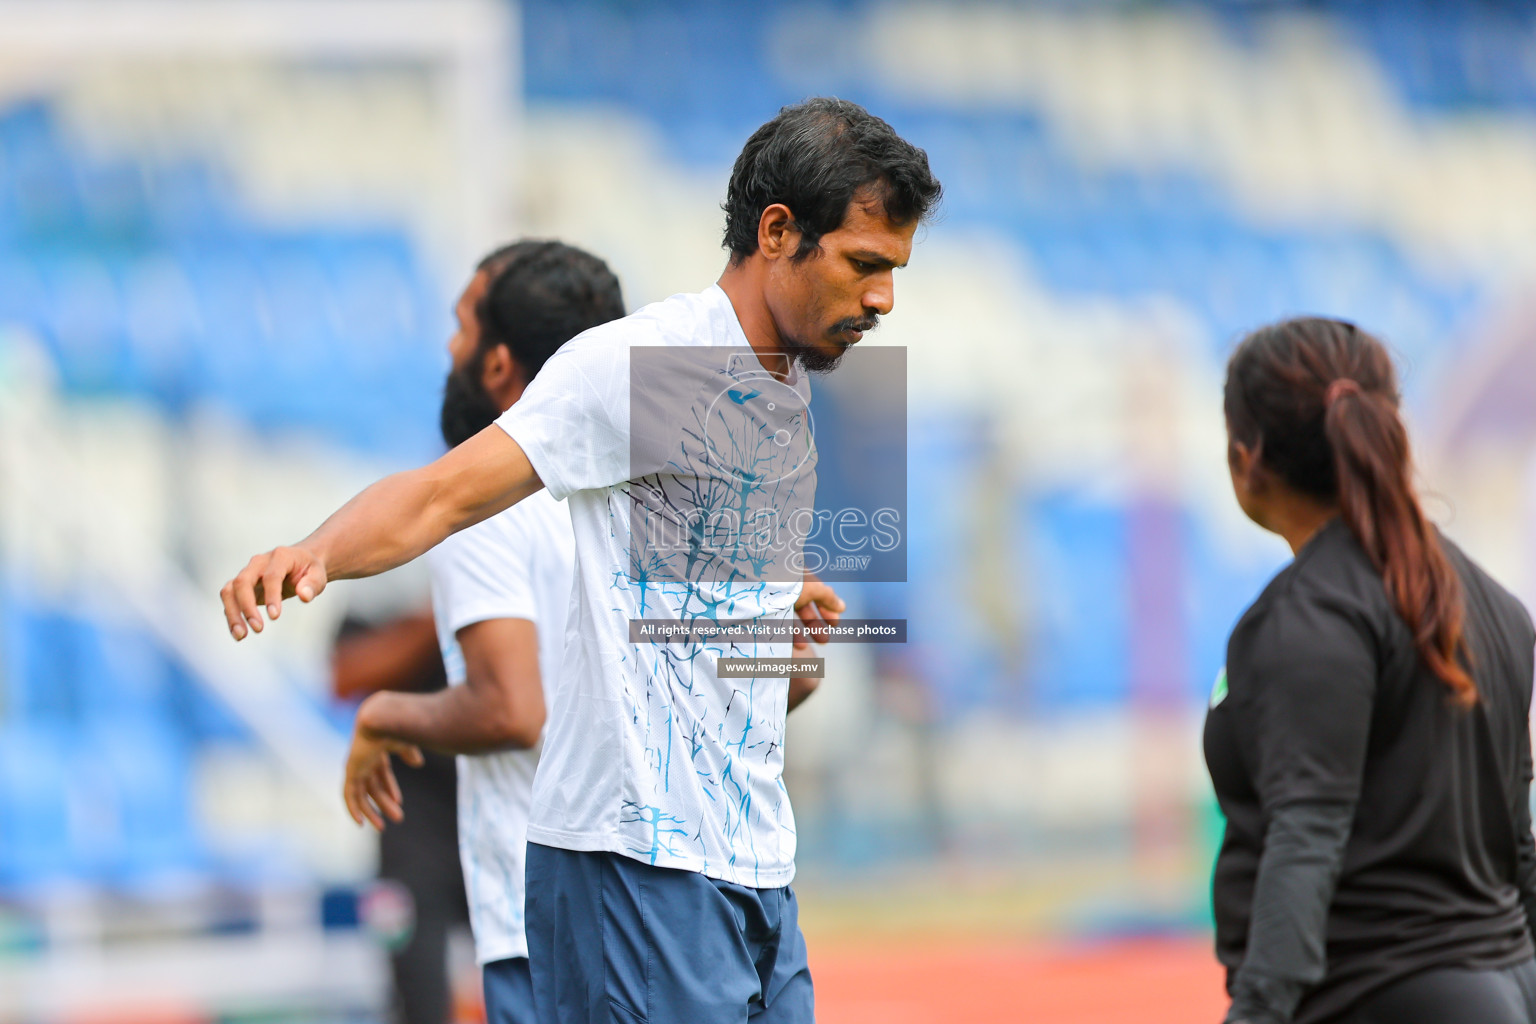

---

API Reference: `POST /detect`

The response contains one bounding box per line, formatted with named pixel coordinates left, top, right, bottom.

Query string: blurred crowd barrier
left=1, top=0, right=1535, bottom=1020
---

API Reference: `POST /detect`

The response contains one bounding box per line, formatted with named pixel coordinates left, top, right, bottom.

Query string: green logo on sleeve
left=1210, top=666, right=1229, bottom=708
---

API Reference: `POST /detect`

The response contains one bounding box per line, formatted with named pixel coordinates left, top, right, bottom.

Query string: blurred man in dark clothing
left=334, top=611, right=469, bottom=1024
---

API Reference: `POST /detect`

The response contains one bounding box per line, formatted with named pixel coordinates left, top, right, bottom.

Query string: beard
left=782, top=315, right=878, bottom=375
left=439, top=361, right=503, bottom=448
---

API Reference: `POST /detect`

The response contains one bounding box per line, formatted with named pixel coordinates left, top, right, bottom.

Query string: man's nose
left=863, top=272, right=894, bottom=316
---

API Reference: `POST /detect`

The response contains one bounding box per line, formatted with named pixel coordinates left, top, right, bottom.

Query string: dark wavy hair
left=474, top=240, right=625, bottom=377
left=1224, top=317, right=1474, bottom=704
left=722, top=97, right=942, bottom=262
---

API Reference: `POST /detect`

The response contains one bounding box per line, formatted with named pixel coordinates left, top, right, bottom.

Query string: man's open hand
left=343, top=699, right=425, bottom=831
left=220, top=545, right=328, bottom=640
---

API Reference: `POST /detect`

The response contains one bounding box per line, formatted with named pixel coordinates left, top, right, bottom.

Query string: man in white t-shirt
left=223, top=97, right=940, bottom=1023
left=340, top=241, right=624, bottom=1024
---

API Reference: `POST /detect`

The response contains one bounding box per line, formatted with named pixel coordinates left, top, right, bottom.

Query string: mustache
left=831, top=315, right=879, bottom=338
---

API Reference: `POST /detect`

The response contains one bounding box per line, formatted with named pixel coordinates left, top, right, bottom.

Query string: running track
left=813, top=936, right=1227, bottom=1024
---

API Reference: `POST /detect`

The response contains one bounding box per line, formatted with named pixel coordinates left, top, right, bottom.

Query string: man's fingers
left=369, top=760, right=405, bottom=823
left=221, top=547, right=327, bottom=639
left=232, top=559, right=267, bottom=635
left=260, top=559, right=289, bottom=622
left=220, top=581, right=248, bottom=641
left=795, top=604, right=830, bottom=644
left=366, top=771, right=404, bottom=823
left=794, top=580, right=845, bottom=645
left=259, top=547, right=309, bottom=621
left=381, top=760, right=403, bottom=811
left=296, top=562, right=326, bottom=603
left=362, top=797, right=385, bottom=830
left=343, top=745, right=378, bottom=828
left=811, top=591, right=844, bottom=625
left=794, top=598, right=824, bottom=626
left=372, top=738, right=424, bottom=768
left=345, top=747, right=391, bottom=830
left=343, top=781, right=366, bottom=827
left=795, top=580, right=846, bottom=615
left=345, top=779, right=382, bottom=830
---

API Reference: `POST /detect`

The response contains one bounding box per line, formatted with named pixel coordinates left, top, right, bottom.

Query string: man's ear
left=1228, top=439, right=1265, bottom=492
left=1226, top=438, right=1247, bottom=474
left=757, top=203, right=800, bottom=261
left=479, top=343, right=509, bottom=389
left=479, top=344, right=526, bottom=401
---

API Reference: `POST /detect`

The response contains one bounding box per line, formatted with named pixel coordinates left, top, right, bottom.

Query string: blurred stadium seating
left=1, top=0, right=1534, bottom=1020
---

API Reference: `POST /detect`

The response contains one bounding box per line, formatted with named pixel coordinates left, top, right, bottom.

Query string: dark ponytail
left=1225, top=318, right=1474, bottom=705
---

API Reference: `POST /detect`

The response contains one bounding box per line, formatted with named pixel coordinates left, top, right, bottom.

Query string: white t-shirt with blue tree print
left=496, top=284, right=813, bottom=889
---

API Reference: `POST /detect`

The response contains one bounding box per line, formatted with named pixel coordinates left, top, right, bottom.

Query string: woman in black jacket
left=1206, top=317, right=1536, bottom=1024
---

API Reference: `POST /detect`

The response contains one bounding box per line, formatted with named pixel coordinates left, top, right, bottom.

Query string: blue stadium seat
left=166, top=660, right=248, bottom=744
left=36, top=254, right=119, bottom=390
left=900, top=418, right=1012, bottom=716
left=0, top=99, right=447, bottom=459
left=2, top=604, right=82, bottom=723
left=76, top=717, right=201, bottom=886
left=183, top=249, right=269, bottom=409
left=1022, top=494, right=1131, bottom=710
left=120, top=252, right=201, bottom=405
left=143, top=160, right=228, bottom=237
left=72, top=617, right=176, bottom=721
left=0, top=722, right=80, bottom=888
left=322, top=237, right=422, bottom=352
left=0, top=103, right=81, bottom=239
left=72, top=157, right=150, bottom=239
left=0, top=255, right=45, bottom=328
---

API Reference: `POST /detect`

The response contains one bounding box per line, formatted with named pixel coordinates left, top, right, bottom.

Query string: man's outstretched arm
left=220, top=426, right=542, bottom=640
